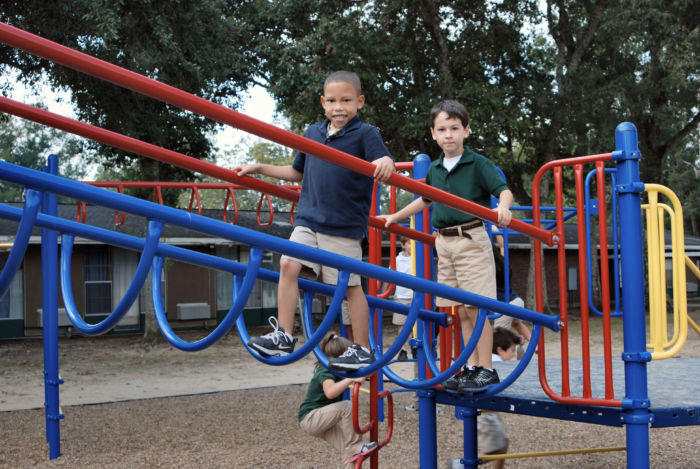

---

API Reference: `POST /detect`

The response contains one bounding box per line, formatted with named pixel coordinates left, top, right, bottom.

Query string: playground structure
left=0, top=22, right=699, bottom=469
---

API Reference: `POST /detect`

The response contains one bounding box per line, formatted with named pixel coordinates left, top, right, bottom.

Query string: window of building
left=0, top=268, right=23, bottom=320
left=84, top=246, right=112, bottom=316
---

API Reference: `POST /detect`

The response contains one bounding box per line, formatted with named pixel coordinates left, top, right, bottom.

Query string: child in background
left=381, top=236, right=414, bottom=361
left=237, top=70, right=394, bottom=370
left=477, top=327, right=520, bottom=469
left=298, top=332, right=378, bottom=468
left=492, top=233, right=532, bottom=358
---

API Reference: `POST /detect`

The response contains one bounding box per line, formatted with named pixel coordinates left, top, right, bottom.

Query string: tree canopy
left=0, top=0, right=261, bottom=183
left=0, top=0, right=698, bottom=231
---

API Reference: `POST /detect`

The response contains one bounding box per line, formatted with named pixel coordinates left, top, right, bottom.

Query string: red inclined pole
left=0, top=22, right=553, bottom=246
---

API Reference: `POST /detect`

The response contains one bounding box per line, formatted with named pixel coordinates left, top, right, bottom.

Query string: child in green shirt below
left=381, top=100, right=514, bottom=393
left=298, top=332, right=378, bottom=468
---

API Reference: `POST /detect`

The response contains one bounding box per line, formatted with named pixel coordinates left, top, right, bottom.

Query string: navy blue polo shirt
left=292, top=116, right=392, bottom=238
left=423, top=147, right=508, bottom=228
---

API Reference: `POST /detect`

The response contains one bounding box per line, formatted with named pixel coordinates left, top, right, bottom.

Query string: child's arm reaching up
left=323, top=377, right=364, bottom=399
left=233, top=163, right=303, bottom=182
left=379, top=197, right=432, bottom=228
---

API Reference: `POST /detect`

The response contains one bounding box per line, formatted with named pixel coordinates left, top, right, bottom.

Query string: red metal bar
left=531, top=153, right=620, bottom=407
left=596, top=161, right=615, bottom=399
left=223, top=187, right=238, bottom=224
left=0, top=97, right=432, bottom=245
left=0, top=22, right=553, bottom=246
left=76, top=201, right=86, bottom=223
left=115, top=185, right=126, bottom=226
left=575, top=164, right=593, bottom=398
left=255, top=193, right=274, bottom=227
left=553, top=166, right=571, bottom=396
left=186, top=187, right=203, bottom=215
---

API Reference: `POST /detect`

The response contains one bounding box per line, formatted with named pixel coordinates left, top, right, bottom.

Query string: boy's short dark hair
left=398, top=236, right=410, bottom=245
left=324, top=70, right=362, bottom=95
left=492, top=326, right=519, bottom=354
left=430, top=100, right=469, bottom=128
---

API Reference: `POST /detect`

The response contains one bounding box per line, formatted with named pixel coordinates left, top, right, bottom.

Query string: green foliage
left=247, top=0, right=699, bottom=211
left=0, top=0, right=260, bottom=183
left=0, top=112, right=89, bottom=202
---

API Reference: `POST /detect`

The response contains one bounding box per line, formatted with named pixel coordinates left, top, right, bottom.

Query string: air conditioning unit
left=37, top=308, right=72, bottom=327
left=176, top=302, right=210, bottom=320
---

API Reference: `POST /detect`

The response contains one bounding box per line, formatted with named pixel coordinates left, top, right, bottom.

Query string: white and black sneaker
left=247, top=317, right=297, bottom=357
left=442, top=366, right=473, bottom=392
left=328, top=344, right=375, bottom=371
left=349, top=441, right=378, bottom=463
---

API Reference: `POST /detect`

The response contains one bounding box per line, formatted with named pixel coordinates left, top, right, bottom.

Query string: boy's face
left=497, top=344, right=517, bottom=361
left=321, top=80, right=365, bottom=132
left=430, top=111, right=470, bottom=158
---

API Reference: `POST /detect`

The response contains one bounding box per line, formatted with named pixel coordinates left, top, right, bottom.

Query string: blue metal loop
left=60, top=220, right=164, bottom=335
left=317, top=289, right=425, bottom=379
left=236, top=270, right=350, bottom=366
left=584, top=168, right=622, bottom=317
left=474, top=324, right=542, bottom=398
left=151, top=246, right=264, bottom=351
left=382, top=307, right=487, bottom=389
left=0, top=188, right=41, bottom=297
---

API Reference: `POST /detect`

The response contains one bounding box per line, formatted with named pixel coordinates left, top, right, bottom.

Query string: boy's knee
left=280, top=258, right=302, bottom=276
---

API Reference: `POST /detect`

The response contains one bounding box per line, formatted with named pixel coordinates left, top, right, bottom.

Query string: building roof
left=0, top=203, right=294, bottom=244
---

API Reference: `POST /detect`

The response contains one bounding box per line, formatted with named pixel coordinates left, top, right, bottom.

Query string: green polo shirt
left=298, top=366, right=342, bottom=422
left=423, top=146, right=508, bottom=228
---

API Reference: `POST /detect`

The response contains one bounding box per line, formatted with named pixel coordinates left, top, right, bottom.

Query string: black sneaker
left=457, top=366, right=500, bottom=393
left=328, top=344, right=375, bottom=371
left=397, top=349, right=408, bottom=362
left=247, top=317, right=297, bottom=357
left=349, top=441, right=378, bottom=463
left=442, top=366, right=473, bottom=392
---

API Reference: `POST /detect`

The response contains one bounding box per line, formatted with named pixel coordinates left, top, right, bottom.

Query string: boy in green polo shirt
left=380, top=100, right=513, bottom=392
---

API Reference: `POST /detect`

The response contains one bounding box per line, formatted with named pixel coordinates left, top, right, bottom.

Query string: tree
left=248, top=1, right=698, bottom=206
left=0, top=111, right=89, bottom=202
left=0, top=0, right=261, bottom=189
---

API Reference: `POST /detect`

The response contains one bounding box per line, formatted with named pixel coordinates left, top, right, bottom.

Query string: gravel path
left=1, top=319, right=699, bottom=468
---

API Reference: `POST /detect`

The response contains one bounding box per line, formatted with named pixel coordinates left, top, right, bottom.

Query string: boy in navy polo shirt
left=380, top=100, right=513, bottom=392
left=235, top=71, right=394, bottom=370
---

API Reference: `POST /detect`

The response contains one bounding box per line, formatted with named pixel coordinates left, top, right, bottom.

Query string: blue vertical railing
left=613, top=122, right=652, bottom=468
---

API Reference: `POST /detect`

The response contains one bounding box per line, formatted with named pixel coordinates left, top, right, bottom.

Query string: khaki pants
left=299, top=400, right=362, bottom=469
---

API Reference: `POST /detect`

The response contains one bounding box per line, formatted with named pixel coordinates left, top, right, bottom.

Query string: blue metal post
left=613, top=123, right=652, bottom=468
left=457, top=406, right=479, bottom=469
left=41, top=154, right=63, bottom=459
left=413, top=153, right=438, bottom=469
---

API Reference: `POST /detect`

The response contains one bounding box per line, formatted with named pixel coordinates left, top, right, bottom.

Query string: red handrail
left=351, top=382, right=393, bottom=467
left=531, top=153, right=621, bottom=407
left=0, top=21, right=553, bottom=247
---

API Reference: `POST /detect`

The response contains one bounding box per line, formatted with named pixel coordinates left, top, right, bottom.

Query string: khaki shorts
left=477, top=412, right=507, bottom=454
left=494, top=296, right=526, bottom=330
left=281, top=225, right=362, bottom=286
left=392, top=297, right=412, bottom=325
left=435, top=227, right=496, bottom=307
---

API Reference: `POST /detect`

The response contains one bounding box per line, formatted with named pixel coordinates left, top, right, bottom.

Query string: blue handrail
left=0, top=160, right=561, bottom=333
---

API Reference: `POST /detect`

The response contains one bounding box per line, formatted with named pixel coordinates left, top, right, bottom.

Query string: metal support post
left=613, top=123, right=651, bottom=468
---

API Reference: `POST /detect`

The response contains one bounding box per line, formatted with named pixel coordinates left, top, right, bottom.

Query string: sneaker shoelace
left=338, top=345, right=360, bottom=359
left=261, top=317, right=287, bottom=345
